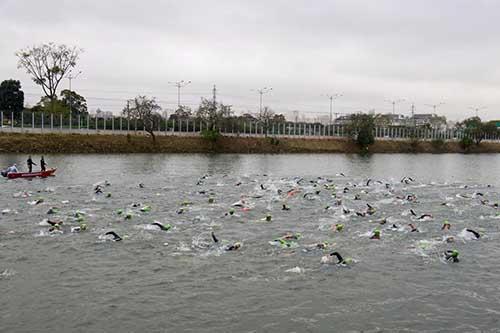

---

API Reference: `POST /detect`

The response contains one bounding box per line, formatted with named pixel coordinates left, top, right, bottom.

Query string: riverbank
left=0, top=132, right=499, bottom=154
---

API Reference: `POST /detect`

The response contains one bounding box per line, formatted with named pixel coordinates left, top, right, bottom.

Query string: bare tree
left=256, top=106, right=275, bottom=136
left=123, top=96, right=162, bottom=142
left=16, top=43, right=82, bottom=112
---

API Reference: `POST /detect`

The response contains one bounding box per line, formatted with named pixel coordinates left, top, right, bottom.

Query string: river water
left=1, top=154, right=500, bottom=332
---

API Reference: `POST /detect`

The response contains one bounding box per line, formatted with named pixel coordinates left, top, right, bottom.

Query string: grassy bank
left=0, top=132, right=499, bottom=154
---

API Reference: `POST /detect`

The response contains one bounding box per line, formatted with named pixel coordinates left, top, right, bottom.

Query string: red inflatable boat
left=6, top=168, right=57, bottom=179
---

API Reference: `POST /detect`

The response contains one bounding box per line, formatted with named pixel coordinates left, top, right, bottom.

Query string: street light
left=425, top=102, right=445, bottom=114
left=66, top=70, right=82, bottom=115
left=323, top=93, right=342, bottom=125
left=468, top=106, right=487, bottom=118
left=169, top=80, right=192, bottom=108
left=385, top=99, right=405, bottom=114
left=251, top=87, right=273, bottom=115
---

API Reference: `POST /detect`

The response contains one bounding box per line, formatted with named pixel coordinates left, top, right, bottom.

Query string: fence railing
left=0, top=111, right=499, bottom=142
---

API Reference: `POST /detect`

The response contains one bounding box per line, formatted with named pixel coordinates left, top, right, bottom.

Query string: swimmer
left=71, top=223, right=88, bottom=233
left=354, top=194, right=361, bottom=200
left=370, top=229, right=381, bottom=240
left=151, top=222, right=171, bottom=231
left=379, top=218, right=387, bottom=225
left=260, top=184, right=266, bottom=190
left=401, top=176, right=415, bottom=184
left=343, top=187, right=349, bottom=193
left=46, top=220, right=63, bottom=233
left=280, top=232, right=301, bottom=241
left=332, top=223, right=344, bottom=232
left=224, top=242, right=241, bottom=251
left=465, top=229, right=480, bottom=239
left=410, top=209, right=417, bottom=217
left=46, top=219, right=63, bottom=227
left=105, top=231, right=122, bottom=241
left=211, top=232, right=219, bottom=243
left=408, top=223, right=419, bottom=232
left=94, top=185, right=103, bottom=194
left=366, top=203, right=376, bottom=215
left=407, top=194, right=417, bottom=202
left=444, top=250, right=459, bottom=262
left=366, top=179, right=372, bottom=186
left=342, top=207, right=351, bottom=215
left=329, top=252, right=348, bottom=264
left=356, top=211, right=366, bottom=217
left=282, top=204, right=290, bottom=211
left=441, top=222, right=451, bottom=230
left=418, top=214, right=433, bottom=220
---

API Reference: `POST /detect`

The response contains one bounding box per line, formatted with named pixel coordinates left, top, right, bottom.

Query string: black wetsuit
left=27, top=157, right=36, bottom=173
left=40, top=157, right=46, bottom=171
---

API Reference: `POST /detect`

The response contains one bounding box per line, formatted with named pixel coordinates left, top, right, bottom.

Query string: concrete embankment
left=0, top=132, right=499, bottom=154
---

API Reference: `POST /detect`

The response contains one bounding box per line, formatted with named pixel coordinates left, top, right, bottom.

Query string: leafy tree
left=0, top=79, right=24, bottom=119
left=195, top=98, right=233, bottom=131
left=16, top=43, right=82, bottom=112
left=347, top=113, right=376, bottom=149
left=60, top=89, right=87, bottom=115
left=123, top=96, right=162, bottom=141
left=31, top=96, right=69, bottom=114
left=455, top=117, right=498, bottom=144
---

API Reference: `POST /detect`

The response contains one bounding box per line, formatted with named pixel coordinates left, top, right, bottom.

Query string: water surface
left=1, top=154, right=499, bottom=332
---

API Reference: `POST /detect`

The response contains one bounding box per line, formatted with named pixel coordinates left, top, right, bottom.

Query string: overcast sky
left=0, top=0, right=499, bottom=121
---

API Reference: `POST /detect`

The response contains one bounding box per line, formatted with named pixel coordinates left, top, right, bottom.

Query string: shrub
left=201, top=129, right=220, bottom=143
left=460, top=136, right=474, bottom=150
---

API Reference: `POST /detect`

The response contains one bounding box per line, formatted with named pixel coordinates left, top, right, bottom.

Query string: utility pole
left=385, top=99, right=405, bottom=115
left=168, top=80, right=191, bottom=108
left=425, top=102, right=444, bottom=114
left=66, top=70, right=82, bottom=115
left=212, top=84, right=217, bottom=105
left=251, top=87, right=272, bottom=116
left=410, top=102, right=416, bottom=128
left=468, top=106, right=486, bottom=118
left=323, top=93, right=342, bottom=126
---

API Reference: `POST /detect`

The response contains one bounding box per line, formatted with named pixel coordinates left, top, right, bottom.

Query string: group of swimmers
left=24, top=172, right=495, bottom=267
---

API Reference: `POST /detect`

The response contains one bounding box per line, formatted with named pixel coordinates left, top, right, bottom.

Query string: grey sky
left=0, top=0, right=498, bottom=121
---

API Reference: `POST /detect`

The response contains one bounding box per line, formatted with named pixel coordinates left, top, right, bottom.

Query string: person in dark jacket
left=40, top=156, right=46, bottom=171
left=27, top=156, right=36, bottom=173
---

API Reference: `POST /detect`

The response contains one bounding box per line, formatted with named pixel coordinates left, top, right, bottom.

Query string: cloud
left=0, top=0, right=498, bottom=120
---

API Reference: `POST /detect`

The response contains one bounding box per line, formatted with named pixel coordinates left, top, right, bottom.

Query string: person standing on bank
left=27, top=156, right=36, bottom=173
left=40, top=156, right=46, bottom=172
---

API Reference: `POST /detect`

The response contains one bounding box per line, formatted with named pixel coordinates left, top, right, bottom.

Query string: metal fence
left=0, top=111, right=499, bottom=141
